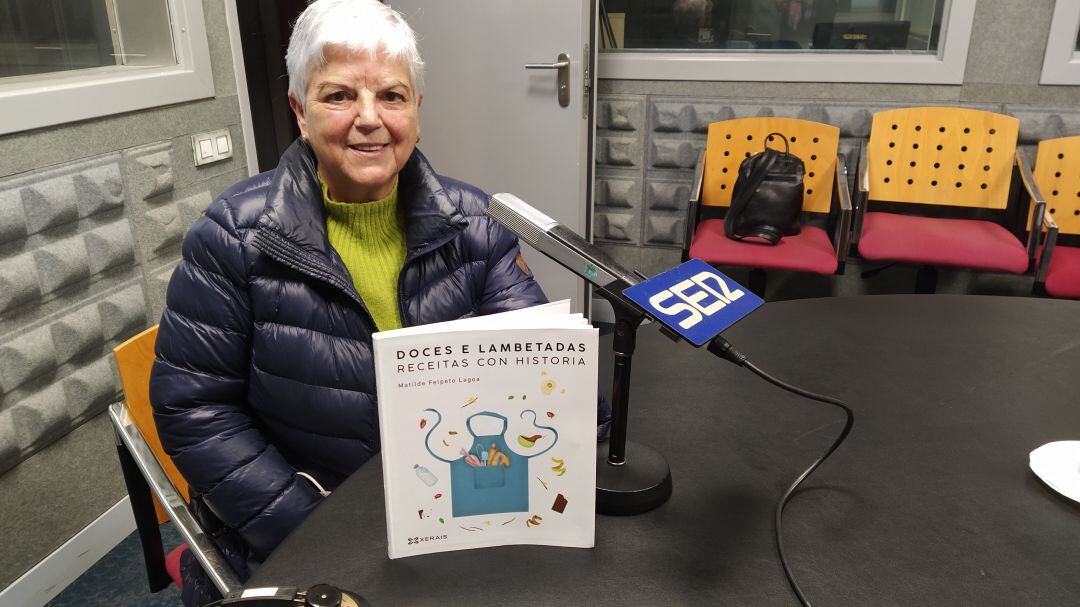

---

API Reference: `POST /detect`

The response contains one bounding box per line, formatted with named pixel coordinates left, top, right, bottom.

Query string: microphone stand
left=595, top=288, right=673, bottom=515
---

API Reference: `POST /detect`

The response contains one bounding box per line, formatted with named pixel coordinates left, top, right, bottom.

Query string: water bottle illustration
left=414, top=464, right=438, bottom=487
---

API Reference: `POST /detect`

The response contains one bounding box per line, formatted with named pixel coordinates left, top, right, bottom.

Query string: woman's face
left=291, top=45, right=421, bottom=202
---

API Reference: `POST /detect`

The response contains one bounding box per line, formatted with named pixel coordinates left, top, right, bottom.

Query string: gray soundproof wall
left=0, top=0, right=248, bottom=589
left=594, top=0, right=1080, bottom=299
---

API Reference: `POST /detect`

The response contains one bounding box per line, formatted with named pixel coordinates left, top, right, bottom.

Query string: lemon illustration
left=541, top=379, right=556, bottom=395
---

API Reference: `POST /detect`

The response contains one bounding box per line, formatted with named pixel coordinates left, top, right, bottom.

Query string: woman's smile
left=348, top=142, right=390, bottom=157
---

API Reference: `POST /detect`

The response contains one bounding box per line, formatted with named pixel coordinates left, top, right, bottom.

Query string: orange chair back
left=867, top=107, right=1019, bottom=210
left=1033, top=136, right=1080, bottom=236
left=113, top=325, right=189, bottom=524
left=701, top=117, right=839, bottom=214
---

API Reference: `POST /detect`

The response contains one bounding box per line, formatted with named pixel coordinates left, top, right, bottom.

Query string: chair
left=682, top=117, right=853, bottom=296
left=853, top=107, right=1046, bottom=293
left=1032, top=136, right=1080, bottom=299
left=110, top=325, right=241, bottom=595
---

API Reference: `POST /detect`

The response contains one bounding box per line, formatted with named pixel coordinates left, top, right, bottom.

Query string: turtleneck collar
left=255, top=138, right=468, bottom=262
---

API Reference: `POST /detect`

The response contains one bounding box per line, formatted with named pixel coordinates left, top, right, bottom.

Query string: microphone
left=488, top=193, right=853, bottom=607
left=486, top=193, right=643, bottom=316
left=488, top=192, right=672, bottom=515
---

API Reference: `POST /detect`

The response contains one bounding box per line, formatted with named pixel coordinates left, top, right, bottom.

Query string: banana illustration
left=551, top=457, right=566, bottom=476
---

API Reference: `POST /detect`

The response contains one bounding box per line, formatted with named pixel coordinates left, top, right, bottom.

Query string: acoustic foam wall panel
left=0, top=253, right=41, bottom=314
left=649, top=139, right=705, bottom=170
left=0, top=326, right=56, bottom=395
left=596, top=95, right=646, bottom=246
left=100, top=285, right=150, bottom=342
left=0, top=140, right=209, bottom=473
left=596, top=178, right=637, bottom=209
left=51, top=305, right=105, bottom=365
left=646, top=181, right=693, bottom=213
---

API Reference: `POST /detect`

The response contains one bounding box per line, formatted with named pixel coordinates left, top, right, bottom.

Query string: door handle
left=524, top=52, right=570, bottom=108
left=524, top=60, right=570, bottom=69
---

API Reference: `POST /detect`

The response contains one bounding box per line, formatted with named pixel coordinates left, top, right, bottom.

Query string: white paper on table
left=1029, top=441, right=1080, bottom=503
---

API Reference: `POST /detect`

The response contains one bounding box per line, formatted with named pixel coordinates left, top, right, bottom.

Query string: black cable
left=709, top=337, right=854, bottom=607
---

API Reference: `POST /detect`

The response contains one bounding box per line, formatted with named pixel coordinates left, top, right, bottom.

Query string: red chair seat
left=688, top=219, right=838, bottom=274
left=1046, top=245, right=1080, bottom=299
left=165, top=543, right=187, bottom=589
left=858, top=212, right=1029, bottom=273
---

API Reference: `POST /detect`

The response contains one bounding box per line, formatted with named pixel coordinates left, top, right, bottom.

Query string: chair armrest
left=852, top=143, right=869, bottom=246
left=858, top=143, right=869, bottom=195
left=1014, top=150, right=1047, bottom=264
left=831, top=154, right=853, bottom=261
left=1036, top=212, right=1059, bottom=284
left=1044, top=206, right=1059, bottom=231
left=109, top=401, right=243, bottom=596
left=682, top=149, right=706, bottom=261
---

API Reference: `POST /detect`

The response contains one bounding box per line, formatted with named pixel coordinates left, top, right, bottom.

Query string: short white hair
left=286, top=0, right=424, bottom=109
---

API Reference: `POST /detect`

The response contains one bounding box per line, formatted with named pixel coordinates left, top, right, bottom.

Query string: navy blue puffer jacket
left=149, top=140, right=571, bottom=602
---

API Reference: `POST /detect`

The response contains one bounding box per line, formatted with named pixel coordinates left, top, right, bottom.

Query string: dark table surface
left=250, top=295, right=1080, bottom=606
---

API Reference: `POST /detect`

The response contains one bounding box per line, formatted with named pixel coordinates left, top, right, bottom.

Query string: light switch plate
left=191, top=129, right=233, bottom=166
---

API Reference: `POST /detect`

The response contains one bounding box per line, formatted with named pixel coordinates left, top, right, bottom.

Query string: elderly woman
left=149, top=1, right=608, bottom=604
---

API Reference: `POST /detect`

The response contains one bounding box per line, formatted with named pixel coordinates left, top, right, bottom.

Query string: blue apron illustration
left=423, top=409, right=558, bottom=518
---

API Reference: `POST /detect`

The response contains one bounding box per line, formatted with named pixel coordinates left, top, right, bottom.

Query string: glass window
left=0, top=0, right=175, bottom=80
left=598, top=0, right=976, bottom=84
left=1041, top=0, right=1080, bottom=85
left=0, top=0, right=211, bottom=134
left=601, top=0, right=946, bottom=54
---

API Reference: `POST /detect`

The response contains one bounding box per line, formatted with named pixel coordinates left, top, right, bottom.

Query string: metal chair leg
left=748, top=269, right=767, bottom=298
left=109, top=401, right=242, bottom=596
left=915, top=265, right=938, bottom=294
left=116, top=441, right=172, bottom=592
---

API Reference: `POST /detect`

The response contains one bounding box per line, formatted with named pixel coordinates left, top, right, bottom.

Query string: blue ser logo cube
left=623, top=259, right=764, bottom=346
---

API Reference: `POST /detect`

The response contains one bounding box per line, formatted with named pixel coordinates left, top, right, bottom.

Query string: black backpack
left=723, top=132, right=805, bottom=245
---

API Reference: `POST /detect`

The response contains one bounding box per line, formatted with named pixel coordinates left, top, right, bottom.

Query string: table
left=250, top=295, right=1080, bottom=606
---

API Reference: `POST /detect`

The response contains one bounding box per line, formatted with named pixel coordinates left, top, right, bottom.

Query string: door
left=234, top=0, right=309, bottom=172
left=389, top=1, right=596, bottom=310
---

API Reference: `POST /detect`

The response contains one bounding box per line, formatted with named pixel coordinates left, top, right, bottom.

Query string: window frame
left=1040, top=0, right=1080, bottom=85
left=597, top=0, right=975, bottom=85
left=0, top=0, right=214, bottom=135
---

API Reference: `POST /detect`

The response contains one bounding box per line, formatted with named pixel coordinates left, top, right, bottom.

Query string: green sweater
left=321, top=179, right=407, bottom=331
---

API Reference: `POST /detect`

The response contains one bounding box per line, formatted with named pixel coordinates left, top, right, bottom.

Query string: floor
left=46, top=523, right=184, bottom=607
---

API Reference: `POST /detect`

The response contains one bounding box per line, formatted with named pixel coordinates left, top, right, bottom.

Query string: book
left=372, top=300, right=598, bottom=558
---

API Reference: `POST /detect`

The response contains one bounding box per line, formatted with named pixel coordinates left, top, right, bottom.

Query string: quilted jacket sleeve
left=149, top=197, right=321, bottom=562
left=476, top=218, right=548, bottom=314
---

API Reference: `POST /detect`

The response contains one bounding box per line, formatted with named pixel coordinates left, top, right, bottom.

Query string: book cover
left=373, top=301, right=598, bottom=558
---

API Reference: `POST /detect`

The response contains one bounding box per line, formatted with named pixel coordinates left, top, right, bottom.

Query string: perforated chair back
left=1033, top=136, right=1080, bottom=236
left=867, top=107, right=1019, bottom=209
left=701, top=117, right=840, bottom=213
left=114, top=325, right=189, bottom=524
